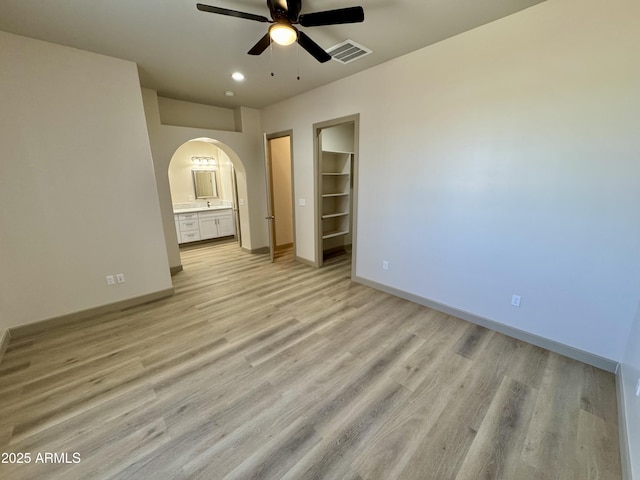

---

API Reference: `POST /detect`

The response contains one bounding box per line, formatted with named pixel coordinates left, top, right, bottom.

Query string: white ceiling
left=0, top=0, right=545, bottom=109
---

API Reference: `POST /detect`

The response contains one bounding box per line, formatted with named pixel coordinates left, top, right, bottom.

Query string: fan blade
left=297, top=31, right=331, bottom=63
left=196, top=3, right=271, bottom=23
left=298, top=6, right=364, bottom=27
left=248, top=33, right=271, bottom=55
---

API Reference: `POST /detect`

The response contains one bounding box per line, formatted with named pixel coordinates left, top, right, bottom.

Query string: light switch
left=298, top=198, right=306, bottom=207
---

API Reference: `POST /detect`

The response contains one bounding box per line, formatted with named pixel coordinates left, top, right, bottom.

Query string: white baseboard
left=9, top=288, right=174, bottom=339
left=242, top=246, right=269, bottom=254
left=353, top=275, right=618, bottom=372
left=295, top=256, right=317, bottom=268
left=617, top=366, right=633, bottom=480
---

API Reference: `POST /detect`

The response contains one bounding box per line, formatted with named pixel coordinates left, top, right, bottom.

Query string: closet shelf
left=322, top=230, right=349, bottom=240
left=322, top=193, right=349, bottom=198
left=320, top=147, right=352, bottom=252
left=322, top=149, right=353, bottom=155
left=322, top=212, right=349, bottom=219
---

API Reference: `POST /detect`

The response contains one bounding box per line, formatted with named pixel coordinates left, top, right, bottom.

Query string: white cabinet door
left=199, top=217, right=218, bottom=239
left=217, top=214, right=235, bottom=237
left=175, top=208, right=235, bottom=244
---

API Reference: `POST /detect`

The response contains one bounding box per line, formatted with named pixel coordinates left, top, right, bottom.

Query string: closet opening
left=314, top=115, right=359, bottom=271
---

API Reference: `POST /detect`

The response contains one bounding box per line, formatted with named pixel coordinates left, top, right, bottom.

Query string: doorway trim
left=265, top=130, right=296, bottom=262
left=313, top=114, right=360, bottom=276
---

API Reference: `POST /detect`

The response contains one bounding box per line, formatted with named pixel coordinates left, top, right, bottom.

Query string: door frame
left=230, top=165, right=242, bottom=247
left=264, top=130, right=296, bottom=262
left=313, top=114, right=360, bottom=275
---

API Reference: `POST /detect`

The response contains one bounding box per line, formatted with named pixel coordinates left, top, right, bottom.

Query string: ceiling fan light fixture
left=269, top=23, right=297, bottom=46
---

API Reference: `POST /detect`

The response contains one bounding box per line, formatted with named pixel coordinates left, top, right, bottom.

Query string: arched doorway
left=168, top=137, right=249, bottom=252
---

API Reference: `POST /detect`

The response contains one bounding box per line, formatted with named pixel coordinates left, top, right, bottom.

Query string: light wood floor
left=0, top=242, right=621, bottom=479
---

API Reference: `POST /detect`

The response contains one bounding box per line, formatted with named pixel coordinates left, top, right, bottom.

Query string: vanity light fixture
left=191, top=156, right=216, bottom=166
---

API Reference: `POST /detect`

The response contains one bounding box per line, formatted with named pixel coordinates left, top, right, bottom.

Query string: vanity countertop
left=173, top=206, right=232, bottom=214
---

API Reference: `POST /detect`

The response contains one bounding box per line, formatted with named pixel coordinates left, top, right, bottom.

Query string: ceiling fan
left=196, top=0, right=364, bottom=63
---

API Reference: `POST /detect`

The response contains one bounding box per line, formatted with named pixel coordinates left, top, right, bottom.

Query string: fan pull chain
left=270, top=40, right=275, bottom=77
left=296, top=43, right=301, bottom=80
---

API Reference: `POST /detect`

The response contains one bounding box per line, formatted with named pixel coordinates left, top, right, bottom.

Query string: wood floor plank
left=521, top=353, right=586, bottom=479
left=576, top=409, right=621, bottom=480
left=0, top=243, right=622, bottom=480
left=352, top=350, right=473, bottom=479
left=454, top=376, right=537, bottom=480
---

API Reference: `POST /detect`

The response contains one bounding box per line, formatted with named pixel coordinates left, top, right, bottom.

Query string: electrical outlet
left=105, top=275, right=115, bottom=286
left=116, top=273, right=125, bottom=284
left=511, top=294, right=521, bottom=307
left=382, top=260, right=389, bottom=271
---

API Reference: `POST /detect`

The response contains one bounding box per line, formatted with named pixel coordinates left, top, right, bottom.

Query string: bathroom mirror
left=192, top=170, right=218, bottom=198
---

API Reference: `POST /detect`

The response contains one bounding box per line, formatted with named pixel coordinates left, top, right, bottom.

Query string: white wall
left=0, top=31, right=172, bottom=333
left=621, top=302, right=640, bottom=478
left=168, top=141, right=234, bottom=205
left=158, top=96, right=236, bottom=131
left=142, top=89, right=268, bottom=269
left=168, top=141, right=219, bottom=203
left=216, top=148, right=235, bottom=203
left=261, top=0, right=640, bottom=362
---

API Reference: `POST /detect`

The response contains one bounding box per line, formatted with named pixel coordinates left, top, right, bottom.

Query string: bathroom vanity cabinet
left=174, top=207, right=234, bottom=244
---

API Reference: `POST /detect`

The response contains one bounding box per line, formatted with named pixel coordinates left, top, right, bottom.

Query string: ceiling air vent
left=327, top=40, right=372, bottom=64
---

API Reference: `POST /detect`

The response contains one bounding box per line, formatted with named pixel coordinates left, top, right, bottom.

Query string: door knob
left=265, top=215, right=275, bottom=220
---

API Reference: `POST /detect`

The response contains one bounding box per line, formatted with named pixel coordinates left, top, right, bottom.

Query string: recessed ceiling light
left=224, top=90, right=235, bottom=97
left=231, top=72, right=245, bottom=81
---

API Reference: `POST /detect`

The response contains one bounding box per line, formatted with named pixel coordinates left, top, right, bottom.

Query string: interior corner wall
left=621, top=302, right=640, bottom=478
left=0, top=31, right=172, bottom=332
left=142, top=91, right=268, bottom=265
left=260, top=0, right=640, bottom=363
